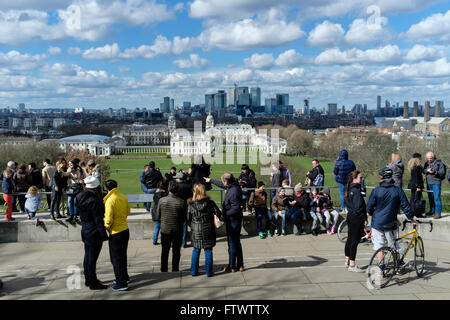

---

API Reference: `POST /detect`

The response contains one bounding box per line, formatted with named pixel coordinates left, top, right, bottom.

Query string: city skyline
left=0, top=1, right=449, bottom=109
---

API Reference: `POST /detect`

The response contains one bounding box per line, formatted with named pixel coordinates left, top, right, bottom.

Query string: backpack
left=313, top=173, right=324, bottom=186
left=440, top=162, right=447, bottom=181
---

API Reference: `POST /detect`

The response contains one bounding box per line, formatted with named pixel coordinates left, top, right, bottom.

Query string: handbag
left=413, top=191, right=426, bottom=216
left=66, top=183, right=83, bottom=196
left=214, top=215, right=224, bottom=229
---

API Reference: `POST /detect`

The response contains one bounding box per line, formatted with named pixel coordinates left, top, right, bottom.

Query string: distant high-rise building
left=170, top=99, right=174, bottom=111
left=229, top=84, right=237, bottom=107
left=183, top=102, right=191, bottom=110
left=250, top=87, right=261, bottom=107
left=237, top=87, right=250, bottom=107
left=303, top=99, right=310, bottom=115
left=377, top=95, right=381, bottom=116
left=18, top=103, right=25, bottom=111
left=435, top=101, right=442, bottom=117
left=205, top=94, right=215, bottom=111
left=107, top=108, right=113, bottom=118
left=163, top=97, right=170, bottom=113
left=265, top=98, right=277, bottom=114
left=120, top=108, right=127, bottom=119
left=342, top=105, right=345, bottom=114
left=276, top=94, right=289, bottom=106
left=363, top=104, right=367, bottom=114
left=214, top=90, right=227, bottom=109
left=328, top=103, right=338, bottom=116
left=413, top=101, right=419, bottom=117
left=403, top=101, right=409, bottom=119
left=424, top=101, right=430, bottom=121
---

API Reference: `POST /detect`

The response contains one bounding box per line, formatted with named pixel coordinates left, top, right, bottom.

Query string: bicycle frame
left=395, top=228, right=419, bottom=262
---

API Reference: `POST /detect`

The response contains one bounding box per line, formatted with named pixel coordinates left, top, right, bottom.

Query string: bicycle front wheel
left=337, top=220, right=348, bottom=243
left=367, top=246, right=397, bottom=289
left=414, top=236, right=425, bottom=277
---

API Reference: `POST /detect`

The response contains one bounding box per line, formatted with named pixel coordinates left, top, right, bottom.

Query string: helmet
left=379, top=167, right=393, bottom=179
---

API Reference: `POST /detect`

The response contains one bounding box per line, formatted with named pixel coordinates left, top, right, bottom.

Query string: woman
left=408, top=153, right=425, bottom=218
left=64, top=159, right=85, bottom=222
left=187, top=184, right=221, bottom=277
left=344, top=170, right=367, bottom=273
left=387, top=152, right=404, bottom=188
left=248, top=181, right=272, bottom=239
left=189, top=155, right=211, bottom=190
left=13, top=164, right=31, bottom=214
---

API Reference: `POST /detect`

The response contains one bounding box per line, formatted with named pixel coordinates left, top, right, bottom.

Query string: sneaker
left=113, top=279, right=132, bottom=285
left=345, top=261, right=349, bottom=268
left=326, top=228, right=332, bottom=235
left=111, top=284, right=128, bottom=291
left=274, top=228, right=278, bottom=235
left=56, top=214, right=63, bottom=219
left=348, top=265, right=364, bottom=273
left=223, top=266, right=232, bottom=273
left=27, top=214, right=31, bottom=220
left=294, top=231, right=302, bottom=236
left=266, top=230, right=273, bottom=237
left=19, top=210, right=25, bottom=214
left=282, top=230, right=286, bottom=236
left=331, top=226, right=336, bottom=234
left=259, top=232, right=266, bottom=239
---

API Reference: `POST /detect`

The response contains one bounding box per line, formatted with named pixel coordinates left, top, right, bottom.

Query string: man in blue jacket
left=334, top=150, right=356, bottom=212
left=367, top=167, right=416, bottom=257
left=205, top=173, right=244, bottom=272
left=140, top=165, right=150, bottom=212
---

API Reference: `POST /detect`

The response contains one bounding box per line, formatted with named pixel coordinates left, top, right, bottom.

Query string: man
left=238, top=164, right=256, bottom=212
left=169, top=167, right=177, bottom=179
left=29, top=163, right=43, bottom=190
left=423, top=152, right=446, bottom=219
left=143, top=161, right=164, bottom=211
left=156, top=180, right=187, bottom=272
left=104, top=180, right=131, bottom=291
left=140, top=165, right=151, bottom=212
left=334, top=149, right=356, bottom=212
left=76, top=176, right=108, bottom=290
left=306, top=159, right=325, bottom=190
left=367, top=167, right=416, bottom=271
left=7, top=161, right=18, bottom=212
left=205, top=173, right=244, bottom=272
left=279, top=161, right=292, bottom=187
left=175, top=172, right=193, bottom=248
left=287, top=183, right=310, bottom=235
left=42, top=159, right=56, bottom=209
left=270, top=162, right=282, bottom=200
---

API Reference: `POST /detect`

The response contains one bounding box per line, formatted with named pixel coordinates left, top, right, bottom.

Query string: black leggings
left=344, top=219, right=365, bottom=261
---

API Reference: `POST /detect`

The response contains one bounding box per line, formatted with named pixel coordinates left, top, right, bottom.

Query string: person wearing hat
left=367, top=167, right=416, bottom=265
left=104, top=180, right=131, bottom=291
left=76, top=176, right=109, bottom=290
left=248, top=181, right=273, bottom=239
left=238, top=164, right=257, bottom=212
left=286, top=183, right=310, bottom=235
left=407, top=153, right=425, bottom=218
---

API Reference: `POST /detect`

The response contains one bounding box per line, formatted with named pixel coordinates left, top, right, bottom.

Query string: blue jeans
left=338, top=183, right=346, bottom=210
left=273, top=210, right=286, bottom=232
left=191, top=248, right=213, bottom=277
left=286, top=208, right=305, bottom=233
left=68, top=195, right=77, bottom=217
left=427, top=184, right=442, bottom=215
left=145, top=188, right=155, bottom=212
left=153, top=221, right=161, bottom=244
left=255, top=208, right=272, bottom=234
left=226, top=218, right=244, bottom=270
left=182, top=222, right=188, bottom=247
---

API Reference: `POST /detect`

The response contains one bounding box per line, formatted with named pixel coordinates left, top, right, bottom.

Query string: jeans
left=145, top=188, right=155, bottom=212
left=109, top=229, right=130, bottom=286
left=323, top=209, right=339, bottom=229
left=225, top=218, right=244, bottom=270
left=310, top=210, right=323, bottom=230
left=286, top=208, right=307, bottom=233
left=160, top=232, right=183, bottom=272
left=338, top=183, right=346, bottom=210
left=427, top=184, right=442, bottom=215
left=68, top=195, right=77, bottom=217
left=17, top=193, right=26, bottom=212
left=255, top=208, right=272, bottom=234
left=25, top=208, right=37, bottom=219
left=182, top=222, right=188, bottom=247
left=51, top=188, right=62, bottom=215
left=44, top=186, right=52, bottom=208
left=273, top=210, right=287, bottom=232
left=191, top=247, right=213, bottom=277
left=153, top=221, right=161, bottom=244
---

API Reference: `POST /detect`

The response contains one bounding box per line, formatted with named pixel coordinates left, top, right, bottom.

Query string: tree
left=287, top=130, right=313, bottom=156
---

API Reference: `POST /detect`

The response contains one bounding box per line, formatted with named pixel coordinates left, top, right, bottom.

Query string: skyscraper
left=276, top=94, right=289, bottom=106
left=328, top=103, right=338, bottom=116
left=170, top=99, right=174, bottom=111
left=413, top=101, right=419, bottom=117
left=163, top=97, right=170, bottom=113
left=377, top=95, right=381, bottom=116
left=205, top=94, right=215, bottom=111
left=229, top=84, right=237, bottom=107
left=214, top=90, right=227, bottom=109
left=237, top=87, right=250, bottom=106
left=250, top=87, right=261, bottom=107
left=265, top=98, right=277, bottom=114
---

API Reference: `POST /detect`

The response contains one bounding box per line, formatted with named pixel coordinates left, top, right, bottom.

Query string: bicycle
left=337, top=216, right=372, bottom=244
left=366, top=219, right=433, bottom=289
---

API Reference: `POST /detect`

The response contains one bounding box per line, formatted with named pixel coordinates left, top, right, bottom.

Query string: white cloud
left=344, top=18, right=396, bottom=46
left=315, top=45, right=402, bottom=65
left=406, top=10, right=450, bottom=44
left=48, top=46, right=61, bottom=55
left=173, top=54, right=210, bottom=69
left=82, top=43, right=121, bottom=60
left=244, top=53, right=275, bottom=70
left=67, top=47, right=81, bottom=55
left=0, top=50, right=47, bottom=71
left=275, top=49, right=302, bottom=68
left=307, top=21, right=345, bottom=47
left=405, top=45, right=445, bottom=62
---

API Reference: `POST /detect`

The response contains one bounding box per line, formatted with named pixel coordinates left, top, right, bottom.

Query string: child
left=152, top=181, right=167, bottom=245
left=319, top=187, right=340, bottom=234
left=271, top=187, right=290, bottom=236
left=309, top=189, right=323, bottom=236
left=248, top=181, right=272, bottom=239
left=2, top=169, right=15, bottom=221
left=25, top=186, right=42, bottom=225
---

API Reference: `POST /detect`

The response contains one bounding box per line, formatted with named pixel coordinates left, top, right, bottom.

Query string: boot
left=89, top=278, right=107, bottom=290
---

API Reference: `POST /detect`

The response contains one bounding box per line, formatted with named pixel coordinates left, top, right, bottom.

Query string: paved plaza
left=1, top=229, right=450, bottom=300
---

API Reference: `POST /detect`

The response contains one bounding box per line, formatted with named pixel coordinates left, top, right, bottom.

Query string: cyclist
left=367, top=167, right=417, bottom=270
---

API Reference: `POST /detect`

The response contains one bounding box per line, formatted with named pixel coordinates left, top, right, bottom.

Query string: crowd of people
left=1, top=149, right=449, bottom=290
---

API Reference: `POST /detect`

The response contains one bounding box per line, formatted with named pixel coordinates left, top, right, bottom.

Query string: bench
left=125, top=194, right=154, bottom=203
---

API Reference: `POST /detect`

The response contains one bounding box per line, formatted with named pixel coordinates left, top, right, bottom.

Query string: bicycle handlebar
left=402, top=219, right=433, bottom=232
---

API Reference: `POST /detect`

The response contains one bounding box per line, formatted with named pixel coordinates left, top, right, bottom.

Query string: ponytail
left=345, top=170, right=361, bottom=199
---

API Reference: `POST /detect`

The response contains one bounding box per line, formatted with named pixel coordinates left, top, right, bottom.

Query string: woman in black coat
left=407, top=153, right=425, bottom=217
left=189, top=155, right=212, bottom=190
left=187, top=183, right=221, bottom=277
left=344, top=170, right=367, bottom=273
left=76, top=176, right=109, bottom=290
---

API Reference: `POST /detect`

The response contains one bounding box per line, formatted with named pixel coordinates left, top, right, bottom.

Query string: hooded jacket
left=76, top=190, right=108, bottom=245
left=248, top=189, right=268, bottom=210
left=25, top=193, right=42, bottom=213
left=367, top=180, right=413, bottom=231
left=344, top=183, right=367, bottom=222
left=190, top=162, right=212, bottom=190
left=187, top=197, right=221, bottom=250
left=334, top=150, right=356, bottom=184
left=272, top=192, right=290, bottom=212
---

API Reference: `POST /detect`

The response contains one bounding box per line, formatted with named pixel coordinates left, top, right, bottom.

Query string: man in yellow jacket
left=104, top=180, right=131, bottom=291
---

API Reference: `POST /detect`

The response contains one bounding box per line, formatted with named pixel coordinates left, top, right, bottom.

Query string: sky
left=0, top=0, right=449, bottom=110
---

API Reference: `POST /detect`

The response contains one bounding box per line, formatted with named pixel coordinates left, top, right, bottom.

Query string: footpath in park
left=1, top=224, right=450, bottom=300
